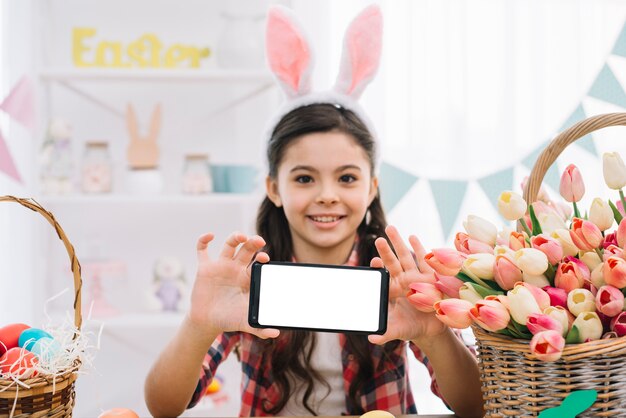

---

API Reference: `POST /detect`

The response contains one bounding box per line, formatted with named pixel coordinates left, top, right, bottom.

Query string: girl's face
left=266, top=131, right=378, bottom=263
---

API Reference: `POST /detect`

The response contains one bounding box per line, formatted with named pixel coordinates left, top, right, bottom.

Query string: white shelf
left=40, top=68, right=274, bottom=83
left=38, top=193, right=258, bottom=204
left=84, top=311, right=186, bottom=330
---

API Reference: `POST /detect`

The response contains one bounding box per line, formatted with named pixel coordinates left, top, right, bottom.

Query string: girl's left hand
left=369, top=225, right=447, bottom=345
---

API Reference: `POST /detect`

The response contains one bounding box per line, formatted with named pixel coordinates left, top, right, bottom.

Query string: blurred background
left=1, top=0, right=626, bottom=415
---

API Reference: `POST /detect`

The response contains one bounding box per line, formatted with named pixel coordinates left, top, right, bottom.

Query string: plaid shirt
left=188, top=331, right=446, bottom=416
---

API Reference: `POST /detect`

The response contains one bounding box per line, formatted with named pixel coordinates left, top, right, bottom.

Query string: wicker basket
left=474, top=113, right=626, bottom=417
left=0, top=196, right=82, bottom=418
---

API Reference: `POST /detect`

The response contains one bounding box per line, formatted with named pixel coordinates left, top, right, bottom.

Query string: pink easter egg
left=98, top=408, right=140, bottom=418
left=0, top=347, right=38, bottom=378
left=0, top=323, right=30, bottom=356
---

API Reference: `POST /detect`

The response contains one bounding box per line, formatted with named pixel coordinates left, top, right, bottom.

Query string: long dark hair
left=256, top=104, right=398, bottom=415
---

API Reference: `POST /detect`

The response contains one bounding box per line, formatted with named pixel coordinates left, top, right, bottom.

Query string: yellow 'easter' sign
left=72, top=28, right=211, bottom=69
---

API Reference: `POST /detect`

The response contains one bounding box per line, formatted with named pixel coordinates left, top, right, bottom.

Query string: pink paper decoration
left=0, top=76, right=36, bottom=132
left=0, top=130, right=22, bottom=182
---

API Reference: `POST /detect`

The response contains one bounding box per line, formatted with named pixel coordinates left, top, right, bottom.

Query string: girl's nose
left=316, top=184, right=339, bottom=204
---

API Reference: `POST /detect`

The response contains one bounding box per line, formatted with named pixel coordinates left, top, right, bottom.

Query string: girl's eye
left=296, top=175, right=313, bottom=184
left=340, top=174, right=357, bottom=183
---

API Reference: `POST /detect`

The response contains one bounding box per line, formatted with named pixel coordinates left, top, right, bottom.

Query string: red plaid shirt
left=188, top=331, right=447, bottom=416
left=188, top=247, right=472, bottom=416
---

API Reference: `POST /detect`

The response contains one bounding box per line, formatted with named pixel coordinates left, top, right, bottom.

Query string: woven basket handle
left=524, top=112, right=626, bottom=204
left=0, top=196, right=82, bottom=331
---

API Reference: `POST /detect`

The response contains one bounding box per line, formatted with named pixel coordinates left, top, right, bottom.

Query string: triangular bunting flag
left=0, top=76, right=36, bottom=131
left=478, top=167, right=514, bottom=218
left=588, top=64, right=626, bottom=109
left=612, top=22, right=626, bottom=58
left=0, top=130, right=22, bottom=183
left=429, top=179, right=468, bottom=241
left=560, top=104, right=597, bottom=156
left=379, top=161, right=418, bottom=212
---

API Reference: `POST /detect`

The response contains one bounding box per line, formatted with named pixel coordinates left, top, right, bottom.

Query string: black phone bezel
left=248, top=261, right=389, bottom=335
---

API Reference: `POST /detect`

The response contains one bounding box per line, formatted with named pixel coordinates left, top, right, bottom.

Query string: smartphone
left=248, top=261, right=389, bottom=334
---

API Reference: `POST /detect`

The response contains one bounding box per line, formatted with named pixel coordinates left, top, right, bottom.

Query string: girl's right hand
left=188, top=232, right=280, bottom=340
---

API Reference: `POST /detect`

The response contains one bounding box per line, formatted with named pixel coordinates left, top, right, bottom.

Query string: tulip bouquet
left=410, top=151, right=626, bottom=361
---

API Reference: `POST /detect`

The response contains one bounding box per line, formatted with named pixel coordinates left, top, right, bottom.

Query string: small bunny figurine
left=126, top=103, right=161, bottom=169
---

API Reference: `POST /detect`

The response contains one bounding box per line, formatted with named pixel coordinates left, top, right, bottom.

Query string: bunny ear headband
left=264, top=4, right=383, bottom=163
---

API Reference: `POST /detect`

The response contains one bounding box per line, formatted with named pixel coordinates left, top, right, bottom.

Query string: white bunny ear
left=334, top=4, right=383, bottom=99
left=266, top=5, right=314, bottom=99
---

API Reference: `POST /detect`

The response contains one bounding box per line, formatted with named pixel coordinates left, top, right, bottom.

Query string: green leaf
left=510, top=319, right=532, bottom=339
left=529, top=203, right=543, bottom=235
left=465, top=282, right=504, bottom=298
left=609, top=199, right=623, bottom=224
left=456, top=272, right=476, bottom=283
left=566, top=325, right=581, bottom=344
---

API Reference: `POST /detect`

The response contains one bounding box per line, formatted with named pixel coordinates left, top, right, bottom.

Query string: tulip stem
left=619, top=189, right=626, bottom=221
left=595, top=247, right=604, bottom=260
left=573, top=201, right=581, bottom=219
left=519, top=218, right=533, bottom=238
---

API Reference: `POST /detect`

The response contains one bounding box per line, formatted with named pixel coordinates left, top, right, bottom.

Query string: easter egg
left=18, top=328, right=53, bottom=351
left=205, top=377, right=221, bottom=394
left=360, top=411, right=395, bottom=418
left=0, top=323, right=30, bottom=356
left=97, top=408, right=140, bottom=418
left=0, top=347, right=38, bottom=378
left=30, top=337, right=62, bottom=363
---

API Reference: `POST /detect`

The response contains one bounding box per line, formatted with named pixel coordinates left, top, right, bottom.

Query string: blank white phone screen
left=257, top=264, right=383, bottom=332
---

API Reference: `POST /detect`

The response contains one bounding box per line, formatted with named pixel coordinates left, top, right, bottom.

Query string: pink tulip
left=469, top=299, right=510, bottom=332
left=610, top=312, right=626, bottom=337
left=454, top=232, right=494, bottom=254
left=555, top=256, right=590, bottom=293
left=493, top=255, right=522, bottom=290
left=530, top=330, right=565, bottom=362
left=569, top=218, right=603, bottom=252
left=559, top=164, right=585, bottom=203
left=542, top=286, right=568, bottom=309
left=603, top=244, right=623, bottom=260
left=596, top=285, right=625, bottom=317
left=531, top=234, right=563, bottom=265
left=618, top=200, right=626, bottom=217
left=521, top=176, right=550, bottom=203
left=526, top=313, right=564, bottom=335
left=602, top=331, right=618, bottom=339
left=618, top=218, right=626, bottom=248
left=604, top=232, right=618, bottom=249
left=603, top=256, right=626, bottom=288
left=434, top=272, right=465, bottom=299
left=424, top=248, right=466, bottom=276
left=433, top=299, right=474, bottom=329
left=509, top=231, right=529, bottom=251
left=407, top=282, right=443, bottom=312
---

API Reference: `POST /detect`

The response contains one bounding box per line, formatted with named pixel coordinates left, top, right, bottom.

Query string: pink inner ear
left=346, top=7, right=382, bottom=95
left=266, top=10, right=310, bottom=94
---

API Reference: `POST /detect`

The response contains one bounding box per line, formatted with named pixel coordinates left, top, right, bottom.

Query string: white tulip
left=514, top=248, right=549, bottom=276
left=538, top=212, right=566, bottom=235
left=463, top=215, right=498, bottom=246
left=462, top=253, right=497, bottom=281
left=567, top=289, right=596, bottom=317
left=497, top=191, right=527, bottom=221
left=603, top=152, right=626, bottom=190
left=522, top=272, right=550, bottom=288
left=580, top=251, right=602, bottom=272
left=589, top=198, right=614, bottom=231
left=507, top=284, right=541, bottom=324
left=458, top=284, right=483, bottom=304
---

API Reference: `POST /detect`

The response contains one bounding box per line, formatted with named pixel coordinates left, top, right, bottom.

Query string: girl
left=145, top=5, right=483, bottom=418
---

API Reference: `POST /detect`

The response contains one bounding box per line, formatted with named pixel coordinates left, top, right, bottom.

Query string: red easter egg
left=0, top=347, right=38, bottom=378
left=98, top=408, right=140, bottom=418
left=0, top=323, right=30, bottom=356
